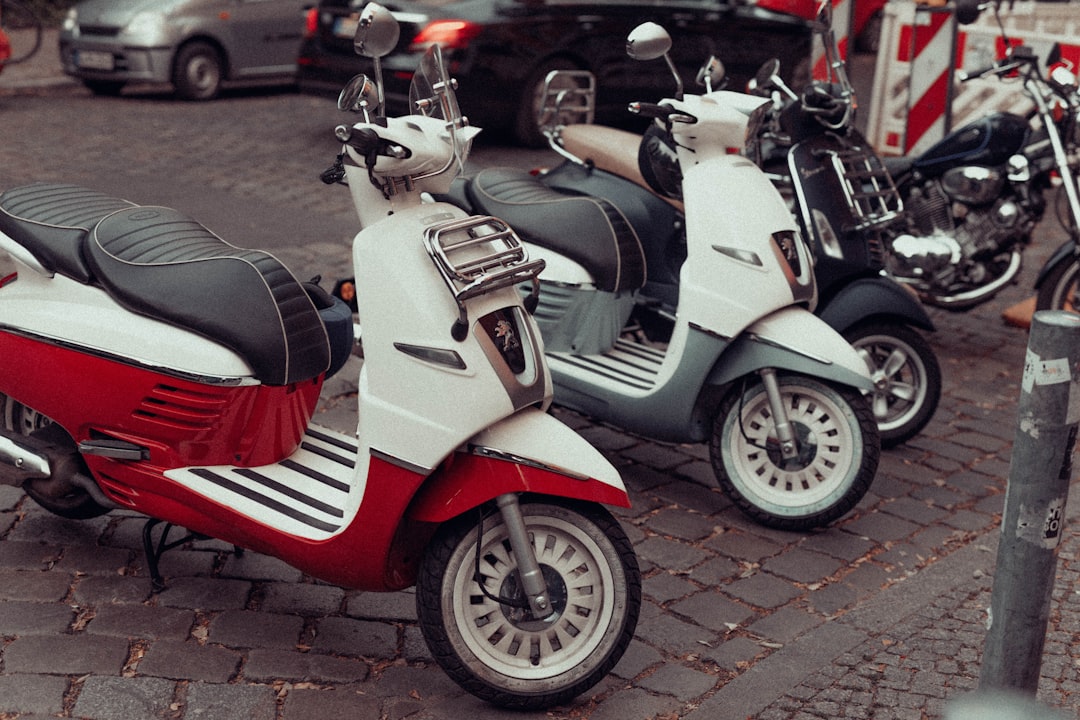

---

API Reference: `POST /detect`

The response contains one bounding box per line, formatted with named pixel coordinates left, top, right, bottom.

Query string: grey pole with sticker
left=979, top=311, right=1080, bottom=694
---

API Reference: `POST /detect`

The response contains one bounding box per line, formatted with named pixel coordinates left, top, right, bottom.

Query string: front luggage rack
left=828, top=145, right=903, bottom=231
left=423, top=216, right=545, bottom=340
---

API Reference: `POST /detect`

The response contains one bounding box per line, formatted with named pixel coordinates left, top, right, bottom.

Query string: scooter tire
left=710, top=374, right=880, bottom=531
left=1036, top=257, right=1080, bottom=314
left=844, top=321, right=941, bottom=447
left=415, top=497, right=641, bottom=710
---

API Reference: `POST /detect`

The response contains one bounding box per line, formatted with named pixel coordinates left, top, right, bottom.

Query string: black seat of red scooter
left=464, top=167, right=646, bottom=294
left=0, top=182, right=330, bottom=386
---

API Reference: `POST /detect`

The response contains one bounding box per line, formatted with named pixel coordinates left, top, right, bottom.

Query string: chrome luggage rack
left=423, top=215, right=545, bottom=340
left=537, top=70, right=596, bottom=162
left=828, top=144, right=903, bottom=231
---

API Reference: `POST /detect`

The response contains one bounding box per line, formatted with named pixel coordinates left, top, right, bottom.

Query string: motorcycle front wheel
left=1036, top=256, right=1080, bottom=313
left=416, top=498, right=641, bottom=710
left=710, top=374, right=880, bottom=531
left=845, top=321, right=942, bottom=447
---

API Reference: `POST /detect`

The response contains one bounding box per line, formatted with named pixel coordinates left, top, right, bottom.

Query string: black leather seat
left=464, top=168, right=646, bottom=294
left=0, top=183, right=330, bottom=386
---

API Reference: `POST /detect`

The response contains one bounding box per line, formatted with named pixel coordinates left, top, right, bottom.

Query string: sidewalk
left=2, top=32, right=1079, bottom=720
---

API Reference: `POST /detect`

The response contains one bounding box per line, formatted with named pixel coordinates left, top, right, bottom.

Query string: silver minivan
left=60, top=0, right=310, bottom=99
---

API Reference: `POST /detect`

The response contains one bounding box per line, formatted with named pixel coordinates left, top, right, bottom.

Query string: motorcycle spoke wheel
left=710, top=375, right=880, bottom=530
left=846, top=322, right=941, bottom=447
left=1036, top=257, right=1080, bottom=314
left=416, top=499, right=640, bottom=710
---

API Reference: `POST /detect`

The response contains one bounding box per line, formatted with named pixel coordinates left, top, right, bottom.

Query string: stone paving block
left=670, top=590, right=755, bottom=632
left=724, top=571, right=803, bottom=609
left=687, top=555, right=741, bottom=586
left=3, top=634, right=129, bottom=674
left=0, top=673, right=69, bottom=715
left=367, top=663, right=463, bottom=702
left=610, top=638, right=664, bottom=680
left=762, top=548, right=844, bottom=584
left=637, top=662, right=717, bottom=701
left=0, top=600, right=75, bottom=635
left=0, top=541, right=62, bottom=570
left=74, top=575, right=154, bottom=605
left=402, top=624, right=431, bottom=662
left=633, top=603, right=718, bottom=657
left=71, top=676, right=177, bottom=720
left=259, top=582, right=345, bottom=616
left=221, top=551, right=305, bottom=583
left=652, top=481, right=731, bottom=516
left=243, top=648, right=370, bottom=684
left=312, top=616, right=398, bottom=659
left=0, top=512, right=16, bottom=536
left=58, top=545, right=133, bottom=576
left=841, top=511, right=920, bottom=544
left=879, top=496, right=951, bottom=525
left=6, top=512, right=110, bottom=546
left=747, top=605, right=824, bottom=644
left=647, top=506, right=718, bottom=541
left=0, top=569, right=74, bottom=602
left=806, top=582, right=859, bottom=616
left=585, top=687, right=682, bottom=720
left=281, top=685, right=383, bottom=718
left=643, top=569, right=697, bottom=604
left=208, top=610, right=305, bottom=649
left=138, top=639, right=241, bottom=682
left=157, top=578, right=252, bottom=611
left=705, top=529, right=785, bottom=563
left=345, top=590, right=416, bottom=621
left=0, top=486, right=23, bottom=510
left=634, top=535, right=710, bottom=575
left=184, top=682, right=278, bottom=720
left=87, top=604, right=195, bottom=640
left=701, top=635, right=765, bottom=672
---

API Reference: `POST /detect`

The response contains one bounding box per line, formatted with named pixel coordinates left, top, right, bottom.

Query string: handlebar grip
left=628, top=102, right=671, bottom=119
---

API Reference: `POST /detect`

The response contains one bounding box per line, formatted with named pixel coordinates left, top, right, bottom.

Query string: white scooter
left=0, top=4, right=639, bottom=709
left=449, top=21, right=881, bottom=531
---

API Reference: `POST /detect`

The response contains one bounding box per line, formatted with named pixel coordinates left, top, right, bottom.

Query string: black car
left=298, top=0, right=813, bottom=146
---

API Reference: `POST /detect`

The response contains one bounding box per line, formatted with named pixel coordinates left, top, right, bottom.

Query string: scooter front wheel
left=416, top=498, right=641, bottom=710
left=710, top=375, right=880, bottom=531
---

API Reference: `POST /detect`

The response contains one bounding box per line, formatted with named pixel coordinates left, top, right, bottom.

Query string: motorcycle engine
left=885, top=173, right=1036, bottom=306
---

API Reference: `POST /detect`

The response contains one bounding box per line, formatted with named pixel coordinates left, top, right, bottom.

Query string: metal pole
left=979, top=311, right=1080, bottom=693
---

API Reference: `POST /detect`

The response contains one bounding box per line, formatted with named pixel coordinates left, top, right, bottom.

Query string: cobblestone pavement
left=2, top=39, right=1079, bottom=720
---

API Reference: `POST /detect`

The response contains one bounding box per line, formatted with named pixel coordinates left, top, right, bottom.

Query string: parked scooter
left=445, top=21, right=881, bottom=531
left=503, top=3, right=940, bottom=447
left=0, top=4, right=640, bottom=709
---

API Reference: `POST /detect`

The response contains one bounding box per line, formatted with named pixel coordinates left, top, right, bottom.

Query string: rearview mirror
left=353, top=2, right=400, bottom=58
left=954, top=0, right=982, bottom=25
left=626, top=23, right=672, bottom=62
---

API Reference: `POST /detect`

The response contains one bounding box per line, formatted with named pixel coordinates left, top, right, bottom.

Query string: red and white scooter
left=0, top=3, right=639, bottom=709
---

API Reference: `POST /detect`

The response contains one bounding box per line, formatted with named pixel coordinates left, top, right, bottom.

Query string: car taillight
left=303, top=8, right=319, bottom=39
left=409, top=20, right=482, bottom=52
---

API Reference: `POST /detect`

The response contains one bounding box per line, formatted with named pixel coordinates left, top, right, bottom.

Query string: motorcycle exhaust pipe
left=0, top=432, right=51, bottom=485
left=0, top=425, right=118, bottom=510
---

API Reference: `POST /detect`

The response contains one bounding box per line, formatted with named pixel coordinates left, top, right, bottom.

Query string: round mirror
left=696, top=56, right=725, bottom=91
left=626, top=23, right=672, bottom=61
left=954, top=0, right=982, bottom=26
left=337, top=73, right=376, bottom=112
left=754, top=59, right=780, bottom=90
left=353, top=2, right=400, bottom=58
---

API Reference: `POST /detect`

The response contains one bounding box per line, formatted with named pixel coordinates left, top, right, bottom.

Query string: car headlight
left=124, top=11, right=165, bottom=40
left=62, top=8, right=78, bottom=33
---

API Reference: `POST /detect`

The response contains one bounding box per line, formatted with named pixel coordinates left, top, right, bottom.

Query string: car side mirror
left=353, top=2, right=399, bottom=58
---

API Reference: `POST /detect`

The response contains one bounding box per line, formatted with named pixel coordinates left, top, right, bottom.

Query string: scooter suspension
left=495, top=493, right=556, bottom=621
left=759, top=368, right=800, bottom=462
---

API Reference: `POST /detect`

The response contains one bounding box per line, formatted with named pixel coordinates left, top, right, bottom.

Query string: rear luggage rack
left=423, top=215, right=545, bottom=340
left=828, top=145, right=903, bottom=231
left=537, top=70, right=596, bottom=162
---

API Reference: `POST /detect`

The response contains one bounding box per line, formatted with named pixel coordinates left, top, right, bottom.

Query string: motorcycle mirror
left=1050, top=65, right=1079, bottom=92
left=337, top=73, right=377, bottom=115
left=954, top=0, right=982, bottom=25
left=626, top=23, right=672, bottom=61
left=696, top=56, right=725, bottom=92
left=754, top=59, right=781, bottom=89
left=352, top=2, right=400, bottom=59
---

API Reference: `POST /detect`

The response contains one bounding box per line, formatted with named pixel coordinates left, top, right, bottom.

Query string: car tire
left=83, top=79, right=125, bottom=97
left=173, top=41, right=224, bottom=101
left=514, top=58, right=581, bottom=148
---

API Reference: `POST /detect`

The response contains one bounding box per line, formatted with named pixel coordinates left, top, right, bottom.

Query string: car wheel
left=173, top=41, right=223, bottom=101
left=83, top=79, right=125, bottom=96
left=514, top=58, right=581, bottom=148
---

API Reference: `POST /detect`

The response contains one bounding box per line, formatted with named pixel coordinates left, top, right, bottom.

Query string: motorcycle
left=508, top=2, right=941, bottom=448
left=0, top=3, right=640, bottom=709
left=442, top=21, right=882, bottom=531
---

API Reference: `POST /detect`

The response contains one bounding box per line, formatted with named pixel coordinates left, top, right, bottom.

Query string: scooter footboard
left=407, top=408, right=629, bottom=524
left=706, top=307, right=874, bottom=391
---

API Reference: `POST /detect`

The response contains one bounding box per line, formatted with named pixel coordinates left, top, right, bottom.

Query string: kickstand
left=142, top=519, right=196, bottom=593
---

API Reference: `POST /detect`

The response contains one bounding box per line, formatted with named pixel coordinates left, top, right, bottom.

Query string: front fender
left=1035, top=240, right=1077, bottom=289
left=407, top=408, right=629, bottom=523
left=818, top=277, right=935, bottom=333
left=706, top=307, right=874, bottom=391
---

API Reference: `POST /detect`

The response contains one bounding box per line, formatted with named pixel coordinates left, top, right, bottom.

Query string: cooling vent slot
left=133, top=385, right=230, bottom=430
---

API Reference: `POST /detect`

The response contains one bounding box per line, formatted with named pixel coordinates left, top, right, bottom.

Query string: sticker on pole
left=1016, top=497, right=1066, bottom=550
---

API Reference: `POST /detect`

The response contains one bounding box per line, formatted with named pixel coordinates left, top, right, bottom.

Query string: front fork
left=760, top=368, right=800, bottom=461
left=496, top=493, right=555, bottom=620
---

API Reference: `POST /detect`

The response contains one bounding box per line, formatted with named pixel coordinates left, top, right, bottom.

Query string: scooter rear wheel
left=1036, top=257, right=1080, bottom=314
left=710, top=374, right=880, bottom=531
left=416, top=498, right=641, bottom=710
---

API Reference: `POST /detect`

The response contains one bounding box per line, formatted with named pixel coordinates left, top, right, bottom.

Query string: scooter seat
left=0, top=183, right=131, bottom=283
left=0, top=183, right=330, bottom=386
left=464, top=168, right=646, bottom=294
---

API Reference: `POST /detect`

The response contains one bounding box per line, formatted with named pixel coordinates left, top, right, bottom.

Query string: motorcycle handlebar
left=628, top=102, right=697, bottom=124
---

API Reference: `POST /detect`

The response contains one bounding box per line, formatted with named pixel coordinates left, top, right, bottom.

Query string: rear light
left=409, top=20, right=482, bottom=52
left=303, top=8, right=318, bottom=39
